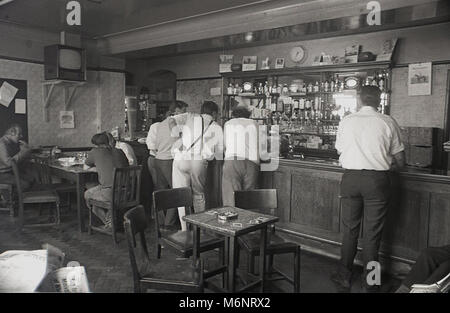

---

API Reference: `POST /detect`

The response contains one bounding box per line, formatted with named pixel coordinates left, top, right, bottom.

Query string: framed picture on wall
left=60, top=111, right=75, bottom=128
left=242, top=56, right=257, bottom=71
left=275, top=58, right=285, bottom=69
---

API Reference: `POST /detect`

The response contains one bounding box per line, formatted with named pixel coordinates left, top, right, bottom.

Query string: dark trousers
left=403, top=245, right=450, bottom=288
left=147, top=156, right=178, bottom=226
left=222, top=160, right=259, bottom=206
left=339, top=170, right=391, bottom=274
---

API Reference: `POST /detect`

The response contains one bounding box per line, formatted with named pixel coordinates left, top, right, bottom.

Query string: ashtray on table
left=217, top=211, right=238, bottom=222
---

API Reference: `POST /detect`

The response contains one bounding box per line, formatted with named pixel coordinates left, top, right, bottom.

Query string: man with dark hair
left=146, top=100, right=187, bottom=230
left=331, top=85, right=405, bottom=292
left=0, top=124, right=33, bottom=194
left=222, top=105, right=259, bottom=206
left=169, top=100, right=223, bottom=231
left=84, top=132, right=129, bottom=229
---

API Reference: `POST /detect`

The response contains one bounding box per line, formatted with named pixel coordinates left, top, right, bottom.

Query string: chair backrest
left=123, top=205, right=150, bottom=282
left=234, top=189, right=277, bottom=215
left=152, top=187, right=193, bottom=235
left=112, top=165, right=142, bottom=209
left=33, top=159, right=52, bottom=185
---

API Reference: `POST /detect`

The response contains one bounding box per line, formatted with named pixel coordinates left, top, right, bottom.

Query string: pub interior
left=0, top=0, right=449, bottom=295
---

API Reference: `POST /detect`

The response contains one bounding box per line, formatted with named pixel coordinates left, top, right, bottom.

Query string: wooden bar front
left=260, top=159, right=450, bottom=274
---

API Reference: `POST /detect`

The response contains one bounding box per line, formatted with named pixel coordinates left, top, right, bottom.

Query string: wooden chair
left=234, top=189, right=301, bottom=292
left=88, top=165, right=142, bottom=244
left=153, top=187, right=226, bottom=281
left=0, top=183, right=14, bottom=216
left=123, top=205, right=204, bottom=293
left=32, top=159, right=76, bottom=209
left=11, top=160, right=60, bottom=230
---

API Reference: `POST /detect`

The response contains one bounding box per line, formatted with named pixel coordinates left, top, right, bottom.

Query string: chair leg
left=294, top=246, right=301, bottom=293
left=88, top=204, right=93, bottom=235
left=111, top=209, right=118, bottom=245
left=248, top=254, right=255, bottom=275
left=267, top=254, right=274, bottom=273
left=157, top=243, right=161, bottom=259
left=55, top=201, right=60, bottom=225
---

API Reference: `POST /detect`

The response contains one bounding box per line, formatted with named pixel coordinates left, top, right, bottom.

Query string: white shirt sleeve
left=146, top=122, right=160, bottom=151
left=117, top=142, right=138, bottom=166
left=389, top=118, right=405, bottom=155
left=335, top=120, right=345, bottom=154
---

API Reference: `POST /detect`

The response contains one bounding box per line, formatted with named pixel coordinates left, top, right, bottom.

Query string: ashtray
left=217, top=211, right=238, bottom=221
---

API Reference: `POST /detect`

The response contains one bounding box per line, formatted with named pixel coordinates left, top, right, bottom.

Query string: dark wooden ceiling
left=0, top=0, right=273, bottom=37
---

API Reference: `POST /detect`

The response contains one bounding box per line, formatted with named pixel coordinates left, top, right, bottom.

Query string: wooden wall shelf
left=42, top=80, right=86, bottom=121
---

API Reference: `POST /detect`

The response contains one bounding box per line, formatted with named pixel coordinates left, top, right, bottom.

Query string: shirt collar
left=358, top=106, right=377, bottom=113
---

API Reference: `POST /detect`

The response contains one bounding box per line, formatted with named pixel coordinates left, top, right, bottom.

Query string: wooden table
left=46, top=161, right=97, bottom=233
left=183, top=206, right=279, bottom=292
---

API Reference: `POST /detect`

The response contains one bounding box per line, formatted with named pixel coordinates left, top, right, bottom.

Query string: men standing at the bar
left=222, top=106, right=259, bottom=206
left=331, top=85, right=405, bottom=292
left=146, top=101, right=187, bottom=230
left=169, top=101, right=223, bottom=231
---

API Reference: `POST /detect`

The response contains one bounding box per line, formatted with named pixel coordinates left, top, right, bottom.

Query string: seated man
left=396, top=245, right=450, bottom=293
left=0, top=125, right=33, bottom=200
left=84, top=132, right=129, bottom=229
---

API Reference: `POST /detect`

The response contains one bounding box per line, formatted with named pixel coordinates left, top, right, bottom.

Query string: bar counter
left=259, top=158, right=450, bottom=275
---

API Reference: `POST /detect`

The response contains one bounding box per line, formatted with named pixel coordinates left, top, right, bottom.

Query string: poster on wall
left=60, top=111, right=75, bottom=128
left=408, top=62, right=432, bottom=96
left=0, top=81, right=18, bottom=107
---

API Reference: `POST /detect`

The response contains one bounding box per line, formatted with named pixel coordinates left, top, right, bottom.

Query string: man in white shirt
left=146, top=101, right=187, bottom=230
left=105, top=132, right=137, bottom=166
left=222, top=106, right=259, bottom=206
left=169, top=101, right=223, bottom=231
left=331, top=86, right=405, bottom=292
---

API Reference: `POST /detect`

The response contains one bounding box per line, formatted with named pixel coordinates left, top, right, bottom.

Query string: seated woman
left=84, top=133, right=129, bottom=229
left=396, top=245, right=450, bottom=293
left=105, top=132, right=137, bottom=166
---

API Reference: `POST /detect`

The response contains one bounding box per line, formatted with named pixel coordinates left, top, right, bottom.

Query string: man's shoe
left=331, top=270, right=352, bottom=292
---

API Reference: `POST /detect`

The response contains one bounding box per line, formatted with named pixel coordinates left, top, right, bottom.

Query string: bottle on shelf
left=324, top=80, right=329, bottom=92
left=314, top=81, right=320, bottom=93
left=307, top=82, right=313, bottom=93
left=330, top=79, right=335, bottom=92
left=227, top=83, right=234, bottom=95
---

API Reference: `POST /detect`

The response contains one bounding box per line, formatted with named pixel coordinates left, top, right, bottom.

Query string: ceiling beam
left=96, top=0, right=442, bottom=56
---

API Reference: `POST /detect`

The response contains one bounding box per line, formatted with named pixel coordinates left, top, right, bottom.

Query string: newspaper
left=0, top=243, right=90, bottom=293
left=0, top=249, right=49, bottom=293
left=51, top=266, right=90, bottom=293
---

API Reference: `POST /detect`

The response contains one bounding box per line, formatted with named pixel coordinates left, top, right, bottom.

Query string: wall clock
left=290, top=46, right=307, bottom=64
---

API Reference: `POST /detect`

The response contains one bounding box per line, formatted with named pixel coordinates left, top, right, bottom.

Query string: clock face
left=290, top=46, right=306, bottom=63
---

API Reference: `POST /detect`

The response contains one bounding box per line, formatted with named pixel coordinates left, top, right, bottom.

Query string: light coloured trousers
left=172, top=159, right=208, bottom=231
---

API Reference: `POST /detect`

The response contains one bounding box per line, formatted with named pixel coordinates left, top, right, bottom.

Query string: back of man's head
left=359, top=86, right=381, bottom=109
left=201, top=101, right=219, bottom=116
left=5, top=124, right=22, bottom=136
left=91, top=133, right=109, bottom=146
left=169, top=100, right=188, bottom=115
left=232, top=106, right=251, bottom=119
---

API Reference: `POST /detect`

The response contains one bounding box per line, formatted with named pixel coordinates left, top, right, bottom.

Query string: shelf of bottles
left=223, top=66, right=391, bottom=158
left=137, top=92, right=152, bottom=132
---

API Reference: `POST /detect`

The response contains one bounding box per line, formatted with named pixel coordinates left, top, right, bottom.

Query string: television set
left=44, top=45, right=86, bottom=81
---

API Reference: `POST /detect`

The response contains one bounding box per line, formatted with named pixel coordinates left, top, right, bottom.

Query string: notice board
left=0, top=78, right=28, bottom=142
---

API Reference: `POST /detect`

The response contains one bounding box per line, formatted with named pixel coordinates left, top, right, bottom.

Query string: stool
left=0, top=183, right=14, bottom=216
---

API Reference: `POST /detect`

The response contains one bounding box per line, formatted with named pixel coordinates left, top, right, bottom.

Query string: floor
left=0, top=205, right=402, bottom=293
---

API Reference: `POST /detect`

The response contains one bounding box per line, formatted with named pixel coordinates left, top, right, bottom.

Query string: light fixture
left=244, top=32, right=254, bottom=42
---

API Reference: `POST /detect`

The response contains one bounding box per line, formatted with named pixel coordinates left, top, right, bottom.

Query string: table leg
left=223, top=237, right=229, bottom=290
left=259, top=226, right=267, bottom=293
left=76, top=174, right=85, bottom=233
left=228, top=236, right=237, bottom=292
left=192, top=225, right=200, bottom=267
